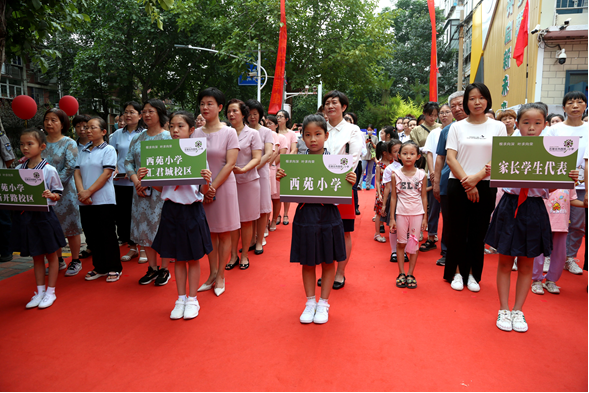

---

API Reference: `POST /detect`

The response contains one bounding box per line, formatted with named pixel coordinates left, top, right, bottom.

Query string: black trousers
left=114, top=185, right=134, bottom=245
left=443, top=179, right=496, bottom=285
left=0, top=209, right=11, bottom=257
left=80, top=204, right=122, bottom=274
left=353, top=163, right=362, bottom=210
left=440, top=194, right=449, bottom=257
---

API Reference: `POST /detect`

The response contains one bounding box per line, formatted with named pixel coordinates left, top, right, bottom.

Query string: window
left=0, top=77, right=24, bottom=99
left=565, top=70, right=588, bottom=99
left=556, top=0, right=588, bottom=14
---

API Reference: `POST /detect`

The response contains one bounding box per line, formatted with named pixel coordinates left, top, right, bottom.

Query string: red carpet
left=0, top=189, right=587, bottom=391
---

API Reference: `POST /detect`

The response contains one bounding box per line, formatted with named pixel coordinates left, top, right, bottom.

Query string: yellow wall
left=482, top=0, right=541, bottom=110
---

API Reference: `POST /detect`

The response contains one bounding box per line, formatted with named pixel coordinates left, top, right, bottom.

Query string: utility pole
left=257, top=43, right=261, bottom=102
left=457, top=1, right=464, bottom=91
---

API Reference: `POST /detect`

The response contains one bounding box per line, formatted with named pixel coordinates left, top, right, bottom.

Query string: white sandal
left=121, top=248, right=138, bottom=262
left=138, top=249, right=148, bottom=264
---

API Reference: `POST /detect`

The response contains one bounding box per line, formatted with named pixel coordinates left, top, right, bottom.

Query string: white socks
left=187, top=296, right=197, bottom=302
left=46, top=287, right=55, bottom=295
left=37, top=285, right=46, bottom=294
left=318, top=298, right=329, bottom=306
left=178, top=295, right=187, bottom=301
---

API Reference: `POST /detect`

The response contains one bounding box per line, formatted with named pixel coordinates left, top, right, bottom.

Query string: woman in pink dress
left=192, top=88, right=240, bottom=297
left=225, top=99, right=262, bottom=270
left=267, top=115, right=288, bottom=231
left=245, top=100, right=275, bottom=253
left=276, top=110, right=298, bottom=225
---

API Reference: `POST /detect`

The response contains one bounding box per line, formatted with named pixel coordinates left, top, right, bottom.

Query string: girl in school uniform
left=74, top=117, right=121, bottom=282
left=268, top=115, right=288, bottom=231
left=14, top=128, right=66, bottom=309
left=277, top=114, right=356, bottom=324
left=138, top=112, right=213, bottom=320
left=389, top=141, right=428, bottom=289
left=485, top=103, right=579, bottom=333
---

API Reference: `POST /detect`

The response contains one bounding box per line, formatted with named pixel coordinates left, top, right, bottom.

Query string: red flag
left=427, top=0, right=438, bottom=102
left=268, top=0, right=287, bottom=114
left=513, top=0, right=529, bottom=67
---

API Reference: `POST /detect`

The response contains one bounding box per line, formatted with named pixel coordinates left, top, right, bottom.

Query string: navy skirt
left=152, top=200, right=213, bottom=261
left=290, top=203, right=346, bottom=266
left=11, top=207, right=67, bottom=257
left=485, top=193, right=552, bottom=258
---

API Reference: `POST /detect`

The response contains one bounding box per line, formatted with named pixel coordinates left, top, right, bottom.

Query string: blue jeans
left=427, top=180, right=440, bottom=236
left=361, top=159, right=375, bottom=188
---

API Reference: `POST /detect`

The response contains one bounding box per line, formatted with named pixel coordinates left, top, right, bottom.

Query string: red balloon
left=11, top=95, right=38, bottom=120
left=59, top=95, right=79, bottom=116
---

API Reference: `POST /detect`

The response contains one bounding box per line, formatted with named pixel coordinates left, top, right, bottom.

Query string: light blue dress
left=42, top=136, right=83, bottom=237
left=124, top=130, right=172, bottom=247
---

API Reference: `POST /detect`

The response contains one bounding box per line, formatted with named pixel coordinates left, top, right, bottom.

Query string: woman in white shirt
left=444, top=83, right=507, bottom=292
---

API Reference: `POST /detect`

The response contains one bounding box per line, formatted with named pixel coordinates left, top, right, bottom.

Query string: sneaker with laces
left=299, top=300, right=317, bottom=324
left=313, top=302, right=330, bottom=324
left=65, top=260, right=82, bottom=276
left=450, top=273, right=463, bottom=291
left=531, top=281, right=544, bottom=295
left=511, top=310, right=528, bottom=332
left=467, top=274, right=480, bottom=292
left=543, top=256, right=550, bottom=273
left=139, top=266, right=159, bottom=285
left=38, top=293, right=57, bottom=309
left=436, top=256, right=446, bottom=266
left=154, top=268, right=170, bottom=286
left=496, top=310, right=512, bottom=332
left=26, top=291, right=45, bottom=309
left=183, top=298, right=200, bottom=320
left=170, top=299, right=186, bottom=319
left=542, top=280, right=560, bottom=294
left=564, top=258, right=583, bottom=275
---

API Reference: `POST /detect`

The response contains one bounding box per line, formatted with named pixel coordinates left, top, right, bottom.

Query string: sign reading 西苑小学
left=490, top=136, right=579, bottom=189
left=0, top=169, right=49, bottom=211
left=280, top=155, right=353, bottom=204
left=140, top=138, right=207, bottom=186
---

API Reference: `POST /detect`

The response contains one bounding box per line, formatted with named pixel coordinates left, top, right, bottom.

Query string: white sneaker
left=467, top=274, right=480, bottom=292
left=262, top=238, right=267, bottom=246
left=38, top=293, right=57, bottom=309
left=512, top=258, right=518, bottom=271
left=531, top=281, right=544, bottom=295
left=170, top=299, right=185, bottom=320
left=542, top=280, right=560, bottom=294
left=264, top=229, right=269, bottom=238
left=450, top=274, right=464, bottom=291
left=183, top=299, right=200, bottom=319
left=496, top=310, right=512, bottom=332
left=511, top=310, right=528, bottom=332
left=26, top=291, right=45, bottom=309
left=299, top=300, right=317, bottom=324
left=543, top=256, right=551, bottom=273
left=313, top=302, right=330, bottom=324
left=564, top=258, right=583, bottom=275
left=65, top=260, right=82, bottom=276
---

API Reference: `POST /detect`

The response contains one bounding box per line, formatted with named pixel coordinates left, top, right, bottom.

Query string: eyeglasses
left=439, top=111, right=452, bottom=115
left=141, top=110, right=156, bottom=115
left=276, top=115, right=285, bottom=119
left=123, top=111, right=138, bottom=115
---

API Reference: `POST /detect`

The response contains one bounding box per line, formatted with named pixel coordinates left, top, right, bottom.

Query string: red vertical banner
left=268, top=0, right=287, bottom=114
left=513, top=0, right=529, bottom=67
left=427, top=0, right=438, bottom=102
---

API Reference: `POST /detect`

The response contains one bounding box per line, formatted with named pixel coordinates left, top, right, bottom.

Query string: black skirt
left=11, top=207, right=67, bottom=257
left=485, top=193, right=552, bottom=258
left=290, top=203, right=347, bottom=266
left=152, top=200, right=213, bottom=261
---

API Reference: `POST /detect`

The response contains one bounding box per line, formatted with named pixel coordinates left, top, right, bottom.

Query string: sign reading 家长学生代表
left=280, top=155, right=353, bottom=204
left=140, top=138, right=207, bottom=186
left=0, top=169, right=49, bottom=211
left=490, top=136, right=579, bottom=189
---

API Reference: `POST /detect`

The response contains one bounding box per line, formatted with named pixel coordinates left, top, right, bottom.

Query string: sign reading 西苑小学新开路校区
left=280, top=155, right=354, bottom=204
left=490, top=136, right=579, bottom=189
left=0, top=168, right=49, bottom=211
left=140, top=138, right=207, bottom=186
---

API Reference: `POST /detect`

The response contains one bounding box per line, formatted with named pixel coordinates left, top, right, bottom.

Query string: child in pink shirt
left=531, top=189, right=584, bottom=294
left=389, top=141, right=427, bottom=289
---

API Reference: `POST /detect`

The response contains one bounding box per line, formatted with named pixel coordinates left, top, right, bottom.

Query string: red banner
left=427, top=0, right=438, bottom=102
left=268, top=0, right=287, bottom=114
left=513, top=0, right=529, bottom=67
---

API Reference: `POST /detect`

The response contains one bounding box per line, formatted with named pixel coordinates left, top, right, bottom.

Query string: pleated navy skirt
left=11, top=207, right=67, bottom=257
left=485, top=193, right=552, bottom=258
left=290, top=203, right=347, bottom=266
left=152, top=200, right=213, bottom=261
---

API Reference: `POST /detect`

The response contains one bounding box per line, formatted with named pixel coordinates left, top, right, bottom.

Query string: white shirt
left=382, top=161, right=403, bottom=184
left=325, top=119, right=364, bottom=170
left=398, top=132, right=411, bottom=143
left=160, top=184, right=204, bottom=205
left=446, top=118, right=507, bottom=180
left=423, top=127, right=442, bottom=173
left=76, top=142, right=117, bottom=205
left=544, top=121, right=588, bottom=190
left=109, top=127, right=143, bottom=186
left=16, top=159, right=63, bottom=206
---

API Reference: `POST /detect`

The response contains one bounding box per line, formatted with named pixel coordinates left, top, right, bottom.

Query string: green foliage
left=139, top=0, right=175, bottom=29
left=361, top=95, right=422, bottom=130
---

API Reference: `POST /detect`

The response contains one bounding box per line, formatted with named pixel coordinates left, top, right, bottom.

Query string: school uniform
left=151, top=185, right=213, bottom=261
left=11, top=159, right=67, bottom=257
left=290, top=150, right=347, bottom=266
left=76, top=142, right=121, bottom=274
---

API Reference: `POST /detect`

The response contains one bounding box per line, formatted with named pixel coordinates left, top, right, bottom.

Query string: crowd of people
left=1, top=84, right=587, bottom=332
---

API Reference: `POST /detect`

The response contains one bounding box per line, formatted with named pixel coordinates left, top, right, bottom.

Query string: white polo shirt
left=109, top=127, right=143, bottom=186
left=423, top=127, right=442, bottom=173
left=160, top=185, right=205, bottom=205
left=544, top=121, right=588, bottom=190
left=325, top=119, right=364, bottom=170
left=76, top=142, right=117, bottom=205
left=17, top=159, right=63, bottom=206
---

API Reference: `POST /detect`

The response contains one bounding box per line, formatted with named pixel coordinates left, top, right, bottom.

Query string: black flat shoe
left=391, top=252, right=397, bottom=262
left=79, top=250, right=92, bottom=259
left=254, top=248, right=264, bottom=255
left=333, top=277, right=345, bottom=290
left=239, top=261, right=249, bottom=270
left=225, top=257, right=240, bottom=270
left=379, top=225, right=385, bottom=233
left=355, top=208, right=361, bottom=215
left=317, top=278, right=321, bottom=287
